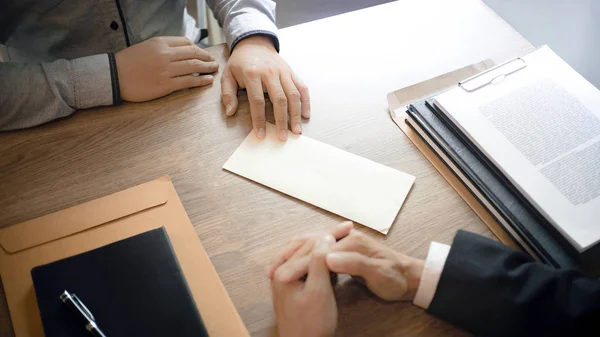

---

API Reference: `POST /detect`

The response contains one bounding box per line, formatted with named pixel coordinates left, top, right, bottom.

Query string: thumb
left=326, top=251, right=373, bottom=279
left=221, top=67, right=239, bottom=116
left=305, top=235, right=335, bottom=291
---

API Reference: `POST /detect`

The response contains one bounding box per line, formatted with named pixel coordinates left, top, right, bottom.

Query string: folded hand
left=269, top=222, right=425, bottom=301
left=272, top=235, right=338, bottom=337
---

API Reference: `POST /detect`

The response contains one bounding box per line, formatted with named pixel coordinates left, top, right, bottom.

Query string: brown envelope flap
left=0, top=176, right=170, bottom=254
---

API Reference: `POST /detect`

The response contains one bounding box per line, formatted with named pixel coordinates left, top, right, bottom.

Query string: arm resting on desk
left=0, top=50, right=117, bottom=131
left=423, top=230, right=600, bottom=337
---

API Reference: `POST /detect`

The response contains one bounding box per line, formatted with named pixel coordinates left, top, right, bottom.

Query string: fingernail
left=258, top=128, right=266, bottom=139
left=212, top=62, right=219, bottom=69
left=340, top=221, right=353, bottom=228
left=278, top=129, right=288, bottom=141
left=294, top=123, right=302, bottom=134
left=225, top=104, right=233, bottom=116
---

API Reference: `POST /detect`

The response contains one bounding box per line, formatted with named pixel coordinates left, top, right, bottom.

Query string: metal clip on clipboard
left=459, top=57, right=527, bottom=92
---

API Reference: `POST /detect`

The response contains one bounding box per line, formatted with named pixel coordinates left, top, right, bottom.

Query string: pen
left=60, top=290, right=107, bottom=337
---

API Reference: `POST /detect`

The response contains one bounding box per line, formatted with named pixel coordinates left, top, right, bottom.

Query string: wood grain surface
left=0, top=43, right=486, bottom=337
left=0, top=1, right=534, bottom=335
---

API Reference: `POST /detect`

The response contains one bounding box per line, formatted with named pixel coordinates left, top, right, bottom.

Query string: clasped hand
left=268, top=222, right=425, bottom=337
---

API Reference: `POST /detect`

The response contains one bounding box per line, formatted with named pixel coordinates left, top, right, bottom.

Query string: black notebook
left=31, top=227, right=209, bottom=337
left=406, top=100, right=598, bottom=274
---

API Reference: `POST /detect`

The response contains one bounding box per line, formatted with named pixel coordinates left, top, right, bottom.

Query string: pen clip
left=72, top=294, right=96, bottom=322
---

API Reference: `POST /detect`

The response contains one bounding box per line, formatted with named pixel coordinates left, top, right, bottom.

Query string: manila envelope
left=387, top=61, right=518, bottom=248
left=0, top=176, right=249, bottom=337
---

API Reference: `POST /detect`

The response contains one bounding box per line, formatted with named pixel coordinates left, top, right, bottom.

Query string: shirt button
left=110, top=21, right=119, bottom=30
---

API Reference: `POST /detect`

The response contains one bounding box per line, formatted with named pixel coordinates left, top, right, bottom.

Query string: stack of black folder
left=405, top=99, right=600, bottom=276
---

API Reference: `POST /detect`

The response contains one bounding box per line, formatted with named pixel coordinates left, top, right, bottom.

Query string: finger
left=290, top=222, right=354, bottom=261
left=267, top=222, right=353, bottom=280
left=278, top=221, right=354, bottom=272
left=330, top=221, right=354, bottom=239
left=305, top=235, right=336, bottom=291
left=331, top=230, right=372, bottom=256
left=245, top=72, right=267, bottom=139
left=272, top=258, right=305, bottom=295
left=267, top=238, right=306, bottom=279
left=292, top=73, right=311, bottom=119
left=169, top=59, right=219, bottom=77
left=272, top=272, right=303, bottom=306
left=290, top=238, right=317, bottom=261
left=264, top=75, right=289, bottom=141
left=164, top=36, right=195, bottom=47
left=170, top=74, right=214, bottom=92
left=326, top=251, right=373, bottom=278
left=281, top=75, right=302, bottom=134
left=221, top=67, right=239, bottom=116
left=273, top=255, right=310, bottom=283
left=170, top=44, right=214, bottom=62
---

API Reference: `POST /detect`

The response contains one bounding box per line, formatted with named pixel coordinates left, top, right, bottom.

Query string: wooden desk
left=0, top=0, right=533, bottom=336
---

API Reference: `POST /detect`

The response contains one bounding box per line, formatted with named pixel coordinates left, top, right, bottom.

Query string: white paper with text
left=434, top=46, right=600, bottom=251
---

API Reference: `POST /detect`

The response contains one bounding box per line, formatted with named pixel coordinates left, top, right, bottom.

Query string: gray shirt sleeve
left=0, top=48, right=114, bottom=131
left=0, top=1, right=277, bottom=131
left=206, top=0, right=280, bottom=51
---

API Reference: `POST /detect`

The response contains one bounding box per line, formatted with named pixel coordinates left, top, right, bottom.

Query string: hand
left=116, top=37, right=219, bottom=102
left=221, top=35, right=310, bottom=141
left=272, top=235, right=338, bottom=337
left=267, top=221, right=354, bottom=280
left=326, top=229, right=425, bottom=301
left=269, top=222, right=425, bottom=301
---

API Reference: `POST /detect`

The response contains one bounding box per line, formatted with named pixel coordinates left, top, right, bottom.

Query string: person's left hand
left=266, top=221, right=354, bottom=281
left=221, top=35, right=310, bottom=141
left=272, top=235, right=338, bottom=337
left=269, top=222, right=424, bottom=302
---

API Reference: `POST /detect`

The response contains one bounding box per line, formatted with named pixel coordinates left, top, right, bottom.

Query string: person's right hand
left=326, top=229, right=425, bottom=301
left=115, top=37, right=219, bottom=102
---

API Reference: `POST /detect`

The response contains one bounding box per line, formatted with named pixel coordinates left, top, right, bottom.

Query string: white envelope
left=223, top=124, right=415, bottom=234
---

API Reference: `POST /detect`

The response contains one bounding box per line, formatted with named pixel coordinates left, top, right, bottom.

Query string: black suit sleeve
left=426, top=230, right=600, bottom=337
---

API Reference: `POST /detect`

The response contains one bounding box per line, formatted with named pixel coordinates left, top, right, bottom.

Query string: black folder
left=406, top=100, right=600, bottom=275
left=31, top=227, right=209, bottom=337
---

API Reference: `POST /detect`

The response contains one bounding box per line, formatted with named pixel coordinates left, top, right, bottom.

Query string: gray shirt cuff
left=69, top=53, right=116, bottom=109
left=226, top=11, right=280, bottom=52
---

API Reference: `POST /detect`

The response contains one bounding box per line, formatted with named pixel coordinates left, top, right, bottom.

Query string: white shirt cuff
left=413, top=241, right=451, bottom=309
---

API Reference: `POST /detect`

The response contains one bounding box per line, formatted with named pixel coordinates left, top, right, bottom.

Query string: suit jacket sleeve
left=427, top=230, right=600, bottom=337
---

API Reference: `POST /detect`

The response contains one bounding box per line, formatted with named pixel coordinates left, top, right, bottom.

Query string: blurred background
left=194, top=0, right=600, bottom=88
left=275, top=0, right=600, bottom=88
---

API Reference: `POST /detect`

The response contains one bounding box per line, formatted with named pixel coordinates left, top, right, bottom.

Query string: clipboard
left=0, top=176, right=250, bottom=337
left=458, top=57, right=527, bottom=92
left=387, top=60, right=518, bottom=249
